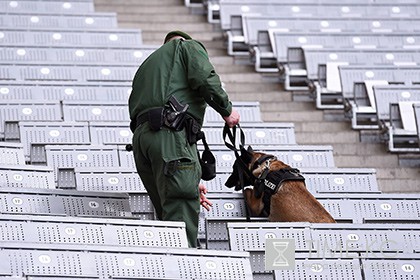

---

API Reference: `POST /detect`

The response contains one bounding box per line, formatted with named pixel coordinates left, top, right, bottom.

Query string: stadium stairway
left=93, top=0, right=420, bottom=193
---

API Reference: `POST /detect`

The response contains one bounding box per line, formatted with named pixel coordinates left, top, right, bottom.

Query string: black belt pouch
left=148, top=108, right=165, bottom=131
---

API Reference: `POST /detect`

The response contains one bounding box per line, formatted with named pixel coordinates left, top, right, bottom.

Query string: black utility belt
left=131, top=108, right=203, bottom=145
left=131, top=107, right=216, bottom=181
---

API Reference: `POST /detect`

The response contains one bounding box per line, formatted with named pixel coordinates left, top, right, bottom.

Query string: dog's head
left=225, top=148, right=293, bottom=190
left=225, top=145, right=255, bottom=190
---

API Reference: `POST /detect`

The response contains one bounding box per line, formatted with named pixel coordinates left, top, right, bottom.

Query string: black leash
left=223, top=124, right=254, bottom=222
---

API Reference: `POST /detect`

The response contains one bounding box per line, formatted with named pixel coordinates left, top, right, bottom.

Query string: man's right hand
left=223, top=109, right=240, bottom=128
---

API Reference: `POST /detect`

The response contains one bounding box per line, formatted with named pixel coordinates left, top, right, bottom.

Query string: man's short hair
left=164, top=30, right=192, bottom=44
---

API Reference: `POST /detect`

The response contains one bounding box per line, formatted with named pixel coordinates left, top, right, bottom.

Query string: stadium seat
left=0, top=165, right=55, bottom=189
left=0, top=28, right=143, bottom=47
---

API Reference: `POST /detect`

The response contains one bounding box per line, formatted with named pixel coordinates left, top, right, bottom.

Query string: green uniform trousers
left=132, top=123, right=201, bottom=248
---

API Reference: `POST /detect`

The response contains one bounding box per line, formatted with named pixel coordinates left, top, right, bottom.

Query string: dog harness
left=251, top=155, right=305, bottom=193
left=252, top=155, right=306, bottom=216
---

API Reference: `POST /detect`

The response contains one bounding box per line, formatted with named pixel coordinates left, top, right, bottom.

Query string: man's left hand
left=199, top=184, right=212, bottom=211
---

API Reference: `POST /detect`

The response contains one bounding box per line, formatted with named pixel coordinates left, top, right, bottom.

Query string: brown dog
left=226, top=147, right=336, bottom=223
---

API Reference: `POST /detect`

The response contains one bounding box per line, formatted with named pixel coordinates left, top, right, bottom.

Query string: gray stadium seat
left=0, top=187, right=132, bottom=217
left=0, top=142, right=25, bottom=165
left=220, top=1, right=420, bottom=31
left=0, top=1, right=95, bottom=14
left=374, top=86, right=420, bottom=130
left=204, top=101, right=262, bottom=123
left=318, top=193, right=420, bottom=223
left=289, top=167, right=380, bottom=193
left=205, top=217, right=268, bottom=250
left=269, top=30, right=420, bottom=78
left=0, top=28, right=143, bottom=47
left=209, top=167, right=379, bottom=194
left=116, top=145, right=136, bottom=169
left=62, top=100, right=130, bottom=122
left=360, top=253, right=420, bottom=280
left=0, top=64, right=138, bottom=83
left=0, top=100, right=62, bottom=138
left=338, top=65, right=420, bottom=115
left=311, top=223, right=420, bottom=254
left=0, top=214, right=189, bottom=248
left=0, top=13, right=118, bottom=29
left=203, top=122, right=296, bottom=145
left=239, top=15, right=420, bottom=63
left=0, top=242, right=253, bottom=279
left=244, top=15, right=420, bottom=48
left=304, top=48, right=420, bottom=84
left=88, top=122, right=132, bottom=145
left=0, top=82, right=132, bottom=102
left=200, top=192, right=420, bottom=226
left=4, top=121, right=91, bottom=162
left=1, top=46, right=157, bottom=65
left=109, top=141, right=338, bottom=176
left=45, top=144, right=121, bottom=183
left=0, top=165, right=55, bottom=189
left=128, top=193, right=155, bottom=220
left=305, top=50, right=420, bottom=109
left=388, top=102, right=420, bottom=152
left=415, top=103, right=420, bottom=149
left=211, top=145, right=335, bottom=172
left=274, top=254, right=363, bottom=280
left=227, top=222, right=419, bottom=279
left=73, top=167, right=144, bottom=192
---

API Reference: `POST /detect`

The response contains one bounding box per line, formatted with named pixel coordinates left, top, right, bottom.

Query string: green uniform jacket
left=129, top=38, right=232, bottom=125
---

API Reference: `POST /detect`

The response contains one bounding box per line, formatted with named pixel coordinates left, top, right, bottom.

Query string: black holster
left=185, top=116, right=216, bottom=181
left=186, top=117, right=203, bottom=145
left=198, top=136, right=216, bottom=181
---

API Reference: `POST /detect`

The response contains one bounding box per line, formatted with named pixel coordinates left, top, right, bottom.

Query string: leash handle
left=223, top=124, right=246, bottom=152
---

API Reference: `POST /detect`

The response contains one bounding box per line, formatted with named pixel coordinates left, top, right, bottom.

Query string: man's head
left=164, top=30, right=192, bottom=44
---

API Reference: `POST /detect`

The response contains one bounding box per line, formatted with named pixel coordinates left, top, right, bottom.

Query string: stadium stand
left=0, top=0, right=419, bottom=279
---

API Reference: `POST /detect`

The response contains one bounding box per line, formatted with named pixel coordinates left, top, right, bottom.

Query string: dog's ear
left=240, top=146, right=253, bottom=164
left=247, top=145, right=254, bottom=153
left=225, top=162, right=239, bottom=189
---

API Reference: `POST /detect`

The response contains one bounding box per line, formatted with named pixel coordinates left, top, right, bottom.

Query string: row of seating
left=0, top=28, right=144, bottom=47
left=1, top=0, right=95, bottom=14
left=0, top=1, right=257, bottom=278
left=0, top=163, right=381, bottom=205
left=207, top=0, right=420, bottom=155
left=226, top=222, right=420, bottom=279
left=0, top=242, right=253, bottom=279
left=185, top=1, right=420, bottom=279
left=1, top=45, right=158, bottom=64
left=1, top=13, right=119, bottom=29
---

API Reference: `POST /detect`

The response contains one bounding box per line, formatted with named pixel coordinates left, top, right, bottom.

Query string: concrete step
left=293, top=121, right=352, bottom=132
left=296, top=131, right=359, bottom=145
left=260, top=101, right=315, bottom=112
left=220, top=73, right=276, bottom=83
left=118, top=22, right=215, bottom=32
left=123, top=29, right=221, bottom=44
left=95, top=5, right=187, bottom=14
left=228, top=91, right=293, bottom=102
left=210, top=56, right=234, bottom=66
left=115, top=13, right=205, bottom=23
left=375, top=167, right=420, bottom=180
left=224, top=82, right=283, bottom=94
left=95, top=0, right=183, bottom=5
left=331, top=142, right=388, bottom=156
left=213, top=64, right=254, bottom=74
left=334, top=154, right=400, bottom=169
left=262, top=111, right=325, bottom=122
left=377, top=179, right=420, bottom=193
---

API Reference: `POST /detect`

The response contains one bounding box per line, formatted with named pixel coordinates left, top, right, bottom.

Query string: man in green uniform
left=128, top=30, right=240, bottom=247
